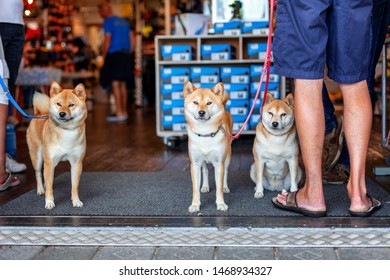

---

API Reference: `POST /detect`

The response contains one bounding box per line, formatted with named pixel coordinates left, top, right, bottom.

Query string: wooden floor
left=1, top=98, right=389, bottom=208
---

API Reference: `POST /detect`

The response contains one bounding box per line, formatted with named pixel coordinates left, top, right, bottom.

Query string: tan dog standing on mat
left=26, top=81, right=87, bottom=210
left=250, top=93, right=302, bottom=198
left=184, top=82, right=233, bottom=212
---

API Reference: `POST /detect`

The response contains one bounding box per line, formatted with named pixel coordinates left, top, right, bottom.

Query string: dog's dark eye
left=207, top=101, right=212, bottom=105
left=193, top=101, right=198, bottom=105
left=281, top=113, right=286, bottom=117
left=56, top=102, right=61, bottom=107
left=68, top=104, right=74, bottom=108
left=268, top=112, right=273, bottom=117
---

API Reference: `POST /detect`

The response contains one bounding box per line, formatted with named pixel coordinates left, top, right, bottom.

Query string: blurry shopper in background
left=0, top=0, right=27, bottom=191
left=98, top=0, right=135, bottom=122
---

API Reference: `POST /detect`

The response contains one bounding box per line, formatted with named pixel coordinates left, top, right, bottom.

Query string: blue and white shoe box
left=190, top=67, right=220, bottom=84
left=214, top=22, right=241, bottom=35
left=161, top=45, right=194, bottom=61
left=201, top=44, right=236, bottom=60
left=250, top=82, right=280, bottom=99
left=247, top=43, right=273, bottom=60
left=161, top=67, right=190, bottom=84
left=250, top=65, right=280, bottom=83
left=220, top=66, right=250, bottom=84
left=241, top=21, right=269, bottom=35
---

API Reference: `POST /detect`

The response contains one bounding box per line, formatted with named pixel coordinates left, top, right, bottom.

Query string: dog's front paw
left=37, top=188, right=45, bottom=196
left=72, top=199, right=84, bottom=208
left=223, top=186, right=230, bottom=193
left=188, top=204, right=200, bottom=213
left=45, top=200, right=55, bottom=210
left=201, top=185, right=209, bottom=193
left=254, top=188, right=264, bottom=199
left=217, top=202, right=228, bottom=212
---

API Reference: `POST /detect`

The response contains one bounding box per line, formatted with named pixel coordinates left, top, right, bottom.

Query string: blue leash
left=0, top=75, right=47, bottom=119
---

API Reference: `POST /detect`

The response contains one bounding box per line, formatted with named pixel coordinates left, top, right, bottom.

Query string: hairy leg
left=340, top=81, right=373, bottom=212
left=276, top=79, right=326, bottom=211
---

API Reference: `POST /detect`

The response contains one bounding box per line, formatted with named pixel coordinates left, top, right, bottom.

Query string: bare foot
left=276, top=189, right=326, bottom=212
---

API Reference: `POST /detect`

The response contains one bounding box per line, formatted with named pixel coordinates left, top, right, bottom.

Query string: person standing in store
left=98, top=0, right=135, bottom=122
left=0, top=0, right=27, bottom=191
left=321, top=0, right=390, bottom=184
left=271, top=0, right=381, bottom=217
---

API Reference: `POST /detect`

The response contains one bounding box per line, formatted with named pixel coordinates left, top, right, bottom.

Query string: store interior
left=0, top=0, right=389, bottom=228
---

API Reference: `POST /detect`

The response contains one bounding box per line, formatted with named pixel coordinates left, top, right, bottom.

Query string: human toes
left=276, top=190, right=289, bottom=205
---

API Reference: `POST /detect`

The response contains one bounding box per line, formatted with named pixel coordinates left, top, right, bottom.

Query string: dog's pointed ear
left=264, top=92, right=274, bottom=105
left=183, top=81, right=196, bottom=98
left=284, top=93, right=294, bottom=110
left=212, top=82, right=229, bottom=105
left=50, top=81, right=62, bottom=97
left=74, top=83, right=86, bottom=101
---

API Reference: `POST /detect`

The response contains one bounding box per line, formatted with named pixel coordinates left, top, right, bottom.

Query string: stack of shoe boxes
left=249, top=65, right=281, bottom=129
left=160, top=64, right=280, bottom=133
left=160, top=44, right=193, bottom=132
left=221, top=66, right=250, bottom=132
left=160, top=67, right=189, bottom=131
left=159, top=20, right=283, bottom=133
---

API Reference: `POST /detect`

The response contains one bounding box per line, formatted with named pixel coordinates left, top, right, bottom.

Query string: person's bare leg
left=111, top=80, right=123, bottom=116
left=340, top=81, right=373, bottom=212
left=0, top=104, right=8, bottom=182
left=120, top=81, right=128, bottom=116
left=276, top=79, right=326, bottom=211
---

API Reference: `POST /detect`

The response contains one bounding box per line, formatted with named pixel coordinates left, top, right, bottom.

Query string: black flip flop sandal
left=272, top=191, right=327, bottom=218
left=349, top=195, right=381, bottom=217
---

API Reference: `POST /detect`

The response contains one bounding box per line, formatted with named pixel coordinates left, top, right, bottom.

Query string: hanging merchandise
left=134, top=0, right=144, bottom=107
left=229, top=0, right=242, bottom=21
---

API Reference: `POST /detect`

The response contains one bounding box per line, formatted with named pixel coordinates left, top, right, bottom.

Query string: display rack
left=155, top=34, right=286, bottom=147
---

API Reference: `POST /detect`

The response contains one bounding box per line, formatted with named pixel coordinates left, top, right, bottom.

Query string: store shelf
left=155, top=34, right=286, bottom=143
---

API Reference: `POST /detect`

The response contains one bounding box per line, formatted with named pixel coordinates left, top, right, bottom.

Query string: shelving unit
left=155, top=34, right=286, bottom=146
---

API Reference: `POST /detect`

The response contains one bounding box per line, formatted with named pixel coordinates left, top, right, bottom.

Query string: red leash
left=229, top=0, right=275, bottom=140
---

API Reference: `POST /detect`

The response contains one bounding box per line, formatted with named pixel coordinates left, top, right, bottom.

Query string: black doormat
left=0, top=171, right=388, bottom=217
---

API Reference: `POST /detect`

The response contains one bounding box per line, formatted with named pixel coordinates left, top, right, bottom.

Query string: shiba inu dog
left=250, top=93, right=302, bottom=198
left=26, top=82, right=87, bottom=210
left=183, top=81, right=233, bottom=212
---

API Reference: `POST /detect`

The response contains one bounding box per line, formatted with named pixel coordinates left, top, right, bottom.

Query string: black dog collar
left=195, top=125, right=223, bottom=137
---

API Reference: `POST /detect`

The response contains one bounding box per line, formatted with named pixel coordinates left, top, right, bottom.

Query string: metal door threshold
left=0, top=216, right=389, bottom=247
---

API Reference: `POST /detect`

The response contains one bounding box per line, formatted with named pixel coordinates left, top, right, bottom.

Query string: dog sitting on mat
left=250, top=93, right=302, bottom=198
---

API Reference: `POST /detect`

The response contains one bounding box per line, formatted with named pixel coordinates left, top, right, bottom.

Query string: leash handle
left=229, top=0, right=275, bottom=140
left=0, top=75, right=48, bottom=120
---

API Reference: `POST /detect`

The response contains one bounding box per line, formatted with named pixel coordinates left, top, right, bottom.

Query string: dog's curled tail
left=32, top=92, right=50, bottom=116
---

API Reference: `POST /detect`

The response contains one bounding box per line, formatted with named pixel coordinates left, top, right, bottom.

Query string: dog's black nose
left=198, top=110, right=206, bottom=117
left=272, top=122, right=279, bottom=128
left=59, top=112, right=66, bottom=118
